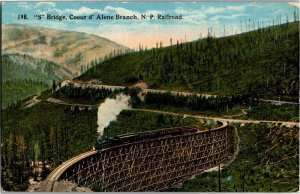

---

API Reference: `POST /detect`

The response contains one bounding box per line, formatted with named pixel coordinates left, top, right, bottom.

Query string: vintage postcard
left=1, top=1, right=299, bottom=192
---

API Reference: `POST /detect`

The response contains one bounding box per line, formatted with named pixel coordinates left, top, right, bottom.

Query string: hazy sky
left=3, top=2, right=299, bottom=48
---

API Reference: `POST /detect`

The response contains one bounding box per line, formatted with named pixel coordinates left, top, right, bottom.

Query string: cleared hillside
left=2, top=24, right=128, bottom=77
left=79, top=22, right=299, bottom=101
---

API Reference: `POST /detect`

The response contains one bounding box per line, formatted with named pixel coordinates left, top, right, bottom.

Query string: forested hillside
left=80, top=22, right=299, bottom=101
left=167, top=124, right=299, bottom=192
left=2, top=80, right=48, bottom=109
left=2, top=54, right=72, bottom=82
left=1, top=101, right=98, bottom=191
left=2, top=24, right=129, bottom=108
left=2, top=54, right=71, bottom=108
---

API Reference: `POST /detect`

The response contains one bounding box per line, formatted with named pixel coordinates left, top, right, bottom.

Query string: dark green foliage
left=2, top=80, right=48, bottom=109
left=245, top=102, right=299, bottom=122
left=79, top=22, right=299, bottom=101
left=167, top=124, right=299, bottom=192
left=138, top=92, right=298, bottom=121
left=1, top=167, right=28, bottom=191
left=91, top=184, right=104, bottom=192
left=143, top=92, right=257, bottom=114
left=1, top=102, right=98, bottom=191
left=52, top=85, right=123, bottom=104
left=104, top=110, right=215, bottom=137
left=125, top=87, right=142, bottom=107
left=1, top=53, right=71, bottom=108
left=2, top=54, right=69, bottom=83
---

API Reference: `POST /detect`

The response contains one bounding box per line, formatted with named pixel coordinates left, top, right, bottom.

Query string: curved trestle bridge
left=43, top=120, right=232, bottom=192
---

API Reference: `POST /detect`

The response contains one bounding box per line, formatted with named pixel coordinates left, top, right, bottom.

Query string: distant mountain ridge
left=2, top=24, right=128, bottom=108
left=2, top=24, right=128, bottom=78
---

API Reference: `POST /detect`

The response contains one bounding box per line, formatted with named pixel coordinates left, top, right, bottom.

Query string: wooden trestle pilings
left=44, top=120, right=231, bottom=192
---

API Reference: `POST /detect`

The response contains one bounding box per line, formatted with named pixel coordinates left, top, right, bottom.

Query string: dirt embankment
left=28, top=180, right=91, bottom=192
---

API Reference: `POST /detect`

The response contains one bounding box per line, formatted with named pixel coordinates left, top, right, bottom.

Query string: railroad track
left=43, top=150, right=97, bottom=192
left=130, top=108, right=299, bottom=127
left=42, top=121, right=228, bottom=191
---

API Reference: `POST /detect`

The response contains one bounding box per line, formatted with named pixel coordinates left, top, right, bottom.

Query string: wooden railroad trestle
left=58, top=123, right=231, bottom=191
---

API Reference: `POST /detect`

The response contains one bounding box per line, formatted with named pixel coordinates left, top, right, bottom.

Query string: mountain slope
left=79, top=22, right=299, bottom=100
left=2, top=53, right=72, bottom=82
left=2, top=54, right=71, bottom=108
left=2, top=24, right=128, bottom=77
left=2, top=24, right=128, bottom=108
